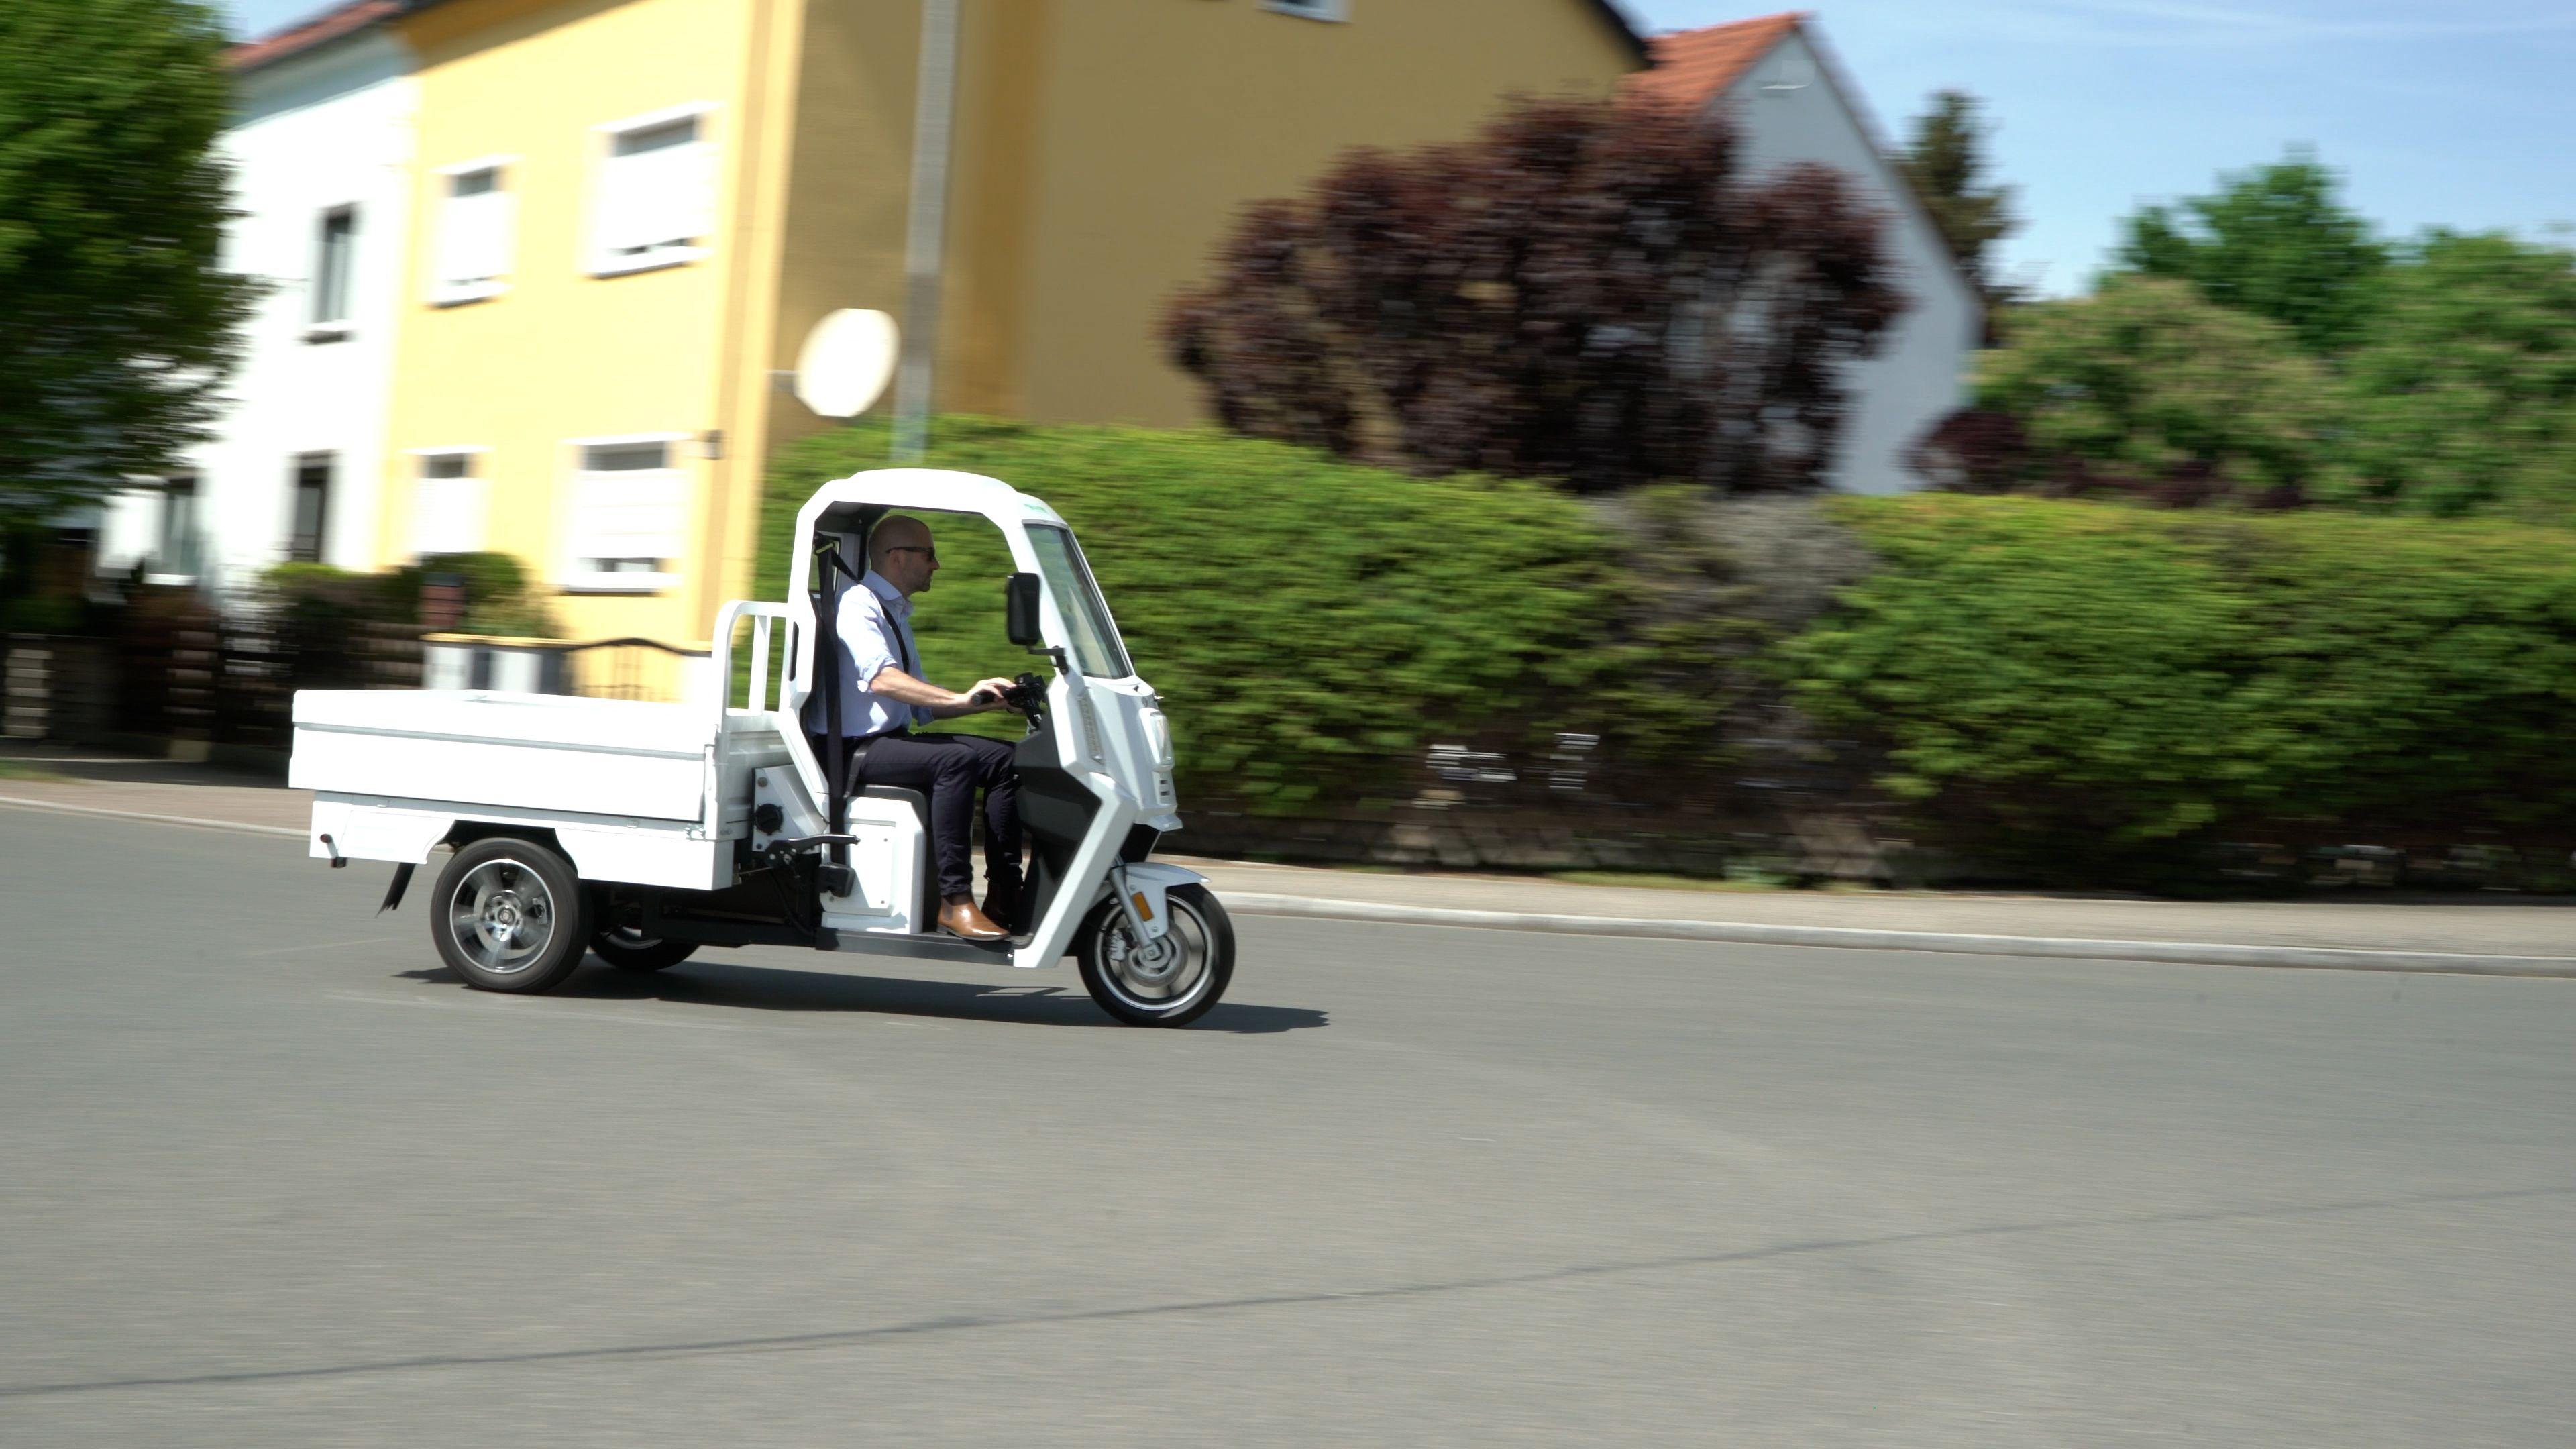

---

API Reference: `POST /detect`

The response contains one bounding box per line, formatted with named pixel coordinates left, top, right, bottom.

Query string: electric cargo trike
left=288, top=469, right=1234, bottom=1026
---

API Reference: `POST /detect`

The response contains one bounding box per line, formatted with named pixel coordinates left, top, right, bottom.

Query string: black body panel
left=1015, top=724, right=1102, bottom=939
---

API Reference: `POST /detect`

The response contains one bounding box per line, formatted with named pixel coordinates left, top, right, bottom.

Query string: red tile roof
left=227, top=0, right=399, bottom=74
left=1627, top=11, right=1985, bottom=309
left=1625, top=11, right=1807, bottom=110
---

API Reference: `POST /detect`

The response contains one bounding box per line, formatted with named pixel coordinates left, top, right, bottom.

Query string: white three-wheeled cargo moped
left=290, top=469, right=1236, bottom=1026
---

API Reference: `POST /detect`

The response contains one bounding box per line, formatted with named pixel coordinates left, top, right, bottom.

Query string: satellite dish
left=794, top=309, right=899, bottom=419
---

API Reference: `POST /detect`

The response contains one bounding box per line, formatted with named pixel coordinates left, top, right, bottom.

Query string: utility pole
left=890, top=0, right=959, bottom=465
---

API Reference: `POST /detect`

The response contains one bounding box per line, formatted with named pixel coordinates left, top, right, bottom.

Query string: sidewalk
left=1166, top=856, right=2576, bottom=961
left=6, top=745, right=2572, bottom=973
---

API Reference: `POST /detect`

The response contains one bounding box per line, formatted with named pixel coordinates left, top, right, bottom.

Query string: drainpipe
left=891, top=0, right=959, bottom=465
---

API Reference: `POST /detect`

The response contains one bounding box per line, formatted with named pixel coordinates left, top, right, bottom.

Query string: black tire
left=590, top=924, right=696, bottom=972
left=430, top=837, right=591, bottom=994
left=1075, top=883, right=1234, bottom=1027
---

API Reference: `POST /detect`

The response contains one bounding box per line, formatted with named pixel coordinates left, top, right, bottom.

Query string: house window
left=431, top=160, right=515, bottom=304
left=309, top=205, right=357, bottom=337
left=589, top=107, right=717, bottom=276
left=411, top=449, right=489, bottom=557
left=155, top=475, right=201, bottom=577
left=1263, top=0, right=1350, bottom=20
left=566, top=437, right=687, bottom=589
left=288, top=453, right=333, bottom=564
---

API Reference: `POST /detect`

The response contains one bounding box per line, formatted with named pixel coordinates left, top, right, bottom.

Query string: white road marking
left=0, top=794, right=305, bottom=837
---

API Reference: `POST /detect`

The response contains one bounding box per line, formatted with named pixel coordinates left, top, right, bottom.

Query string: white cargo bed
left=291, top=689, right=788, bottom=890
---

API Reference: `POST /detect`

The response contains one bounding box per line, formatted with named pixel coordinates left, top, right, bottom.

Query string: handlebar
left=968, top=672, right=1049, bottom=725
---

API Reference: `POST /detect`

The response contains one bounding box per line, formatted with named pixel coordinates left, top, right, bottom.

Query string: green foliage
left=2322, top=231, right=2576, bottom=517
left=761, top=417, right=1655, bottom=810
left=0, top=0, right=256, bottom=529
left=1953, top=225, right=2576, bottom=519
left=254, top=561, right=396, bottom=641
left=2112, top=151, right=2387, bottom=355
left=1782, top=495, right=2576, bottom=879
left=1971, top=276, right=2338, bottom=502
left=262, top=552, right=558, bottom=637
left=419, top=550, right=529, bottom=606
left=1893, top=89, right=2018, bottom=294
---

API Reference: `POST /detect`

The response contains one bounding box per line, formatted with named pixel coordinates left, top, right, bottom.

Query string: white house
left=96, top=2, right=415, bottom=592
left=1632, top=11, right=1980, bottom=494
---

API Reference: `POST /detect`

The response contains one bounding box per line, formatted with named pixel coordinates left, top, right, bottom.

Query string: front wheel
left=1076, top=883, right=1234, bottom=1027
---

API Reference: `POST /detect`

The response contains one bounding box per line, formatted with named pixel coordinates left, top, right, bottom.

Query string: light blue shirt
left=803, top=569, right=932, bottom=739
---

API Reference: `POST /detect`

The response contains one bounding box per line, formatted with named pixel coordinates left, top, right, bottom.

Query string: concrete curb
left=7, top=797, right=2571, bottom=978
left=1223, top=893, right=2576, bottom=979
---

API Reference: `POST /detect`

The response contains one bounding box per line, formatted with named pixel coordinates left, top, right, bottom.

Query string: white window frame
left=559, top=431, right=692, bottom=592
left=407, top=445, right=492, bottom=558
left=586, top=102, right=720, bottom=279
left=287, top=451, right=335, bottom=565
left=305, top=203, right=359, bottom=342
left=146, top=473, right=203, bottom=585
left=1263, top=0, right=1350, bottom=21
left=428, top=155, right=519, bottom=306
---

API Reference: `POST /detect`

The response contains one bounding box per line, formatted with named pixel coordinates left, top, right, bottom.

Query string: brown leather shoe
left=939, top=900, right=1010, bottom=941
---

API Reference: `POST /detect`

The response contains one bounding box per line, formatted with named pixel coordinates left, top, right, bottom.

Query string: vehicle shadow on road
left=396, top=960, right=1329, bottom=1034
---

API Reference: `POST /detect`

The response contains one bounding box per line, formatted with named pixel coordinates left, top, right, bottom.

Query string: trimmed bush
left=1783, top=494, right=2576, bottom=879
left=760, top=417, right=1644, bottom=810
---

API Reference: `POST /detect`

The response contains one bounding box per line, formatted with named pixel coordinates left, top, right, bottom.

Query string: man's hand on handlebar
left=963, top=676, right=1028, bottom=714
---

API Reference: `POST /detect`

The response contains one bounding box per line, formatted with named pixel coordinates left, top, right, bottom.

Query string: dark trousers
left=812, top=731, right=1022, bottom=902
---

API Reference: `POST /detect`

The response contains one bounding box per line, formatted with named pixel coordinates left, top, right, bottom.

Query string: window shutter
left=594, top=152, right=649, bottom=258
left=671, top=138, right=717, bottom=247
left=615, top=140, right=712, bottom=253
left=413, top=476, right=487, bottom=556
left=437, top=187, right=513, bottom=290
left=570, top=466, right=686, bottom=565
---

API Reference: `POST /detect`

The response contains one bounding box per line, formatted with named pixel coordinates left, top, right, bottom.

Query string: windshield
left=1026, top=524, right=1132, bottom=679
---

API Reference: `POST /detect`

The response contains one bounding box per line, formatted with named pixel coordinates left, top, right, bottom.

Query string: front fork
left=1105, top=861, right=1176, bottom=963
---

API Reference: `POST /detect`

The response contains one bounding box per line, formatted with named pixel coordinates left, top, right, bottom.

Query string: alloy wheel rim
left=448, top=859, right=555, bottom=974
left=1101, top=898, right=1212, bottom=1008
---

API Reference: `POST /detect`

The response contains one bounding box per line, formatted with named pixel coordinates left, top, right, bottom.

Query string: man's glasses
left=886, top=545, right=937, bottom=562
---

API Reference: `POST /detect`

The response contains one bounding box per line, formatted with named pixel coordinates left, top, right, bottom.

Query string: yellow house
left=378, top=0, right=1644, bottom=653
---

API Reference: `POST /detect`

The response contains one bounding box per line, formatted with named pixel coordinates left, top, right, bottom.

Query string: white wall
left=97, top=30, right=417, bottom=594
left=1714, top=32, right=1978, bottom=494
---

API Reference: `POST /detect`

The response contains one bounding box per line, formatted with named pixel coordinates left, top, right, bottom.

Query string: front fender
left=1102, top=861, right=1207, bottom=943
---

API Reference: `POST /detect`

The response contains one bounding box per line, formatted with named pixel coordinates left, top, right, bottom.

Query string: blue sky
left=219, top=0, right=2576, bottom=295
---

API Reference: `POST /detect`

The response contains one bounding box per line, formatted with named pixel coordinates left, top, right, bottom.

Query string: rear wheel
left=1076, top=883, right=1233, bottom=1027
left=590, top=924, right=696, bottom=972
left=431, top=837, right=590, bottom=994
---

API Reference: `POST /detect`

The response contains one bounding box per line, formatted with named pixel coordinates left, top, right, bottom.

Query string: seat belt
left=815, top=539, right=865, bottom=872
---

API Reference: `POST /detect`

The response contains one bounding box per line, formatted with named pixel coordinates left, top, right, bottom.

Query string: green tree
left=1894, top=89, right=2019, bottom=298
left=1964, top=276, right=2339, bottom=504
left=0, top=0, right=253, bottom=535
left=2112, top=151, right=2387, bottom=354
left=2322, top=231, right=2576, bottom=517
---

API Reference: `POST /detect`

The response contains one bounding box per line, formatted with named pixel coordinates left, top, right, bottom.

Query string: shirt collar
left=860, top=568, right=910, bottom=619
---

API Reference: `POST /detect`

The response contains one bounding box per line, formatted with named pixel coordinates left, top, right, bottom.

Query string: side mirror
left=1005, top=572, right=1044, bottom=647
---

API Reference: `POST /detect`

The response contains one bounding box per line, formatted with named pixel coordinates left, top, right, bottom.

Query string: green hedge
left=1783, top=495, right=2576, bottom=877
left=759, top=417, right=1633, bottom=810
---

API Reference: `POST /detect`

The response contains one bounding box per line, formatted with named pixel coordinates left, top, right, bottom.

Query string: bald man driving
left=804, top=515, right=1025, bottom=941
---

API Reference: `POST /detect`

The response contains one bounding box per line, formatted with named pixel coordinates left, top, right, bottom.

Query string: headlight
left=1140, top=708, right=1174, bottom=769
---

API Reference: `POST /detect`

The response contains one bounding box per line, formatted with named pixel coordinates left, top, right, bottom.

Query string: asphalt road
left=5, top=809, right=2574, bottom=1446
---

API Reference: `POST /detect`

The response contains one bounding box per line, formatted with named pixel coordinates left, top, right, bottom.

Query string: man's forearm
left=865, top=666, right=981, bottom=716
